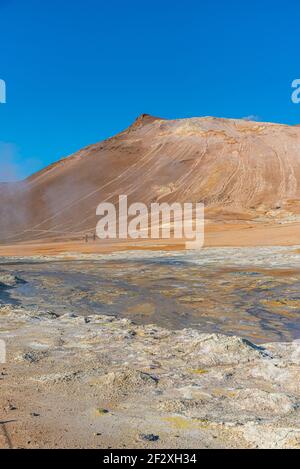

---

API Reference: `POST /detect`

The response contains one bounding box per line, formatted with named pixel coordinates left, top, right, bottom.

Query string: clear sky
left=1, top=0, right=300, bottom=180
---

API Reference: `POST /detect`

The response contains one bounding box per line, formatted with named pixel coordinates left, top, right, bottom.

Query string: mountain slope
left=1, top=114, right=300, bottom=243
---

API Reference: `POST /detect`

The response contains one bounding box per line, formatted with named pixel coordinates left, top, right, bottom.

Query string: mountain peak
left=130, top=113, right=163, bottom=128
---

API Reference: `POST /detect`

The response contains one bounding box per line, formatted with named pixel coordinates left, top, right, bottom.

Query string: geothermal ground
left=1, top=116, right=300, bottom=448
left=1, top=247, right=300, bottom=449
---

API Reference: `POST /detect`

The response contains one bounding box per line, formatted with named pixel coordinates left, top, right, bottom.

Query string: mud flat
left=1, top=247, right=300, bottom=343
left=0, top=248, right=300, bottom=449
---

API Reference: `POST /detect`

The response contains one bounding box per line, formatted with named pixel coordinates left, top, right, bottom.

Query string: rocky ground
left=0, top=293, right=300, bottom=448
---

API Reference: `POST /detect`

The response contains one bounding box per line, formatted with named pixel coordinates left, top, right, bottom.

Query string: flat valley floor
left=1, top=247, right=300, bottom=448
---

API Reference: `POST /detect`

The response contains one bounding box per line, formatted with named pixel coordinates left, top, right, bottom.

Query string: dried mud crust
left=0, top=304, right=300, bottom=449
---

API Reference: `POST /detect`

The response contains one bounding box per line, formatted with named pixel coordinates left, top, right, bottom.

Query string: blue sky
left=1, top=0, right=300, bottom=180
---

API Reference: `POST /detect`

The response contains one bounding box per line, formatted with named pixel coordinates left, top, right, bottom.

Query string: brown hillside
left=1, top=115, right=300, bottom=244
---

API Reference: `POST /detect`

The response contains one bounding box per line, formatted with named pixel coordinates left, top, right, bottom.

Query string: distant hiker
left=85, top=234, right=88, bottom=243
left=93, top=232, right=96, bottom=242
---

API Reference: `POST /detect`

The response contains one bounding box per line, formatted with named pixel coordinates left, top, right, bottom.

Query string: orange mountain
left=1, top=114, right=300, bottom=245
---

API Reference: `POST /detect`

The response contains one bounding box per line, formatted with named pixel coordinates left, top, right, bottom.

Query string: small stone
left=139, top=433, right=159, bottom=442
left=96, top=408, right=109, bottom=415
left=8, top=403, right=17, bottom=411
